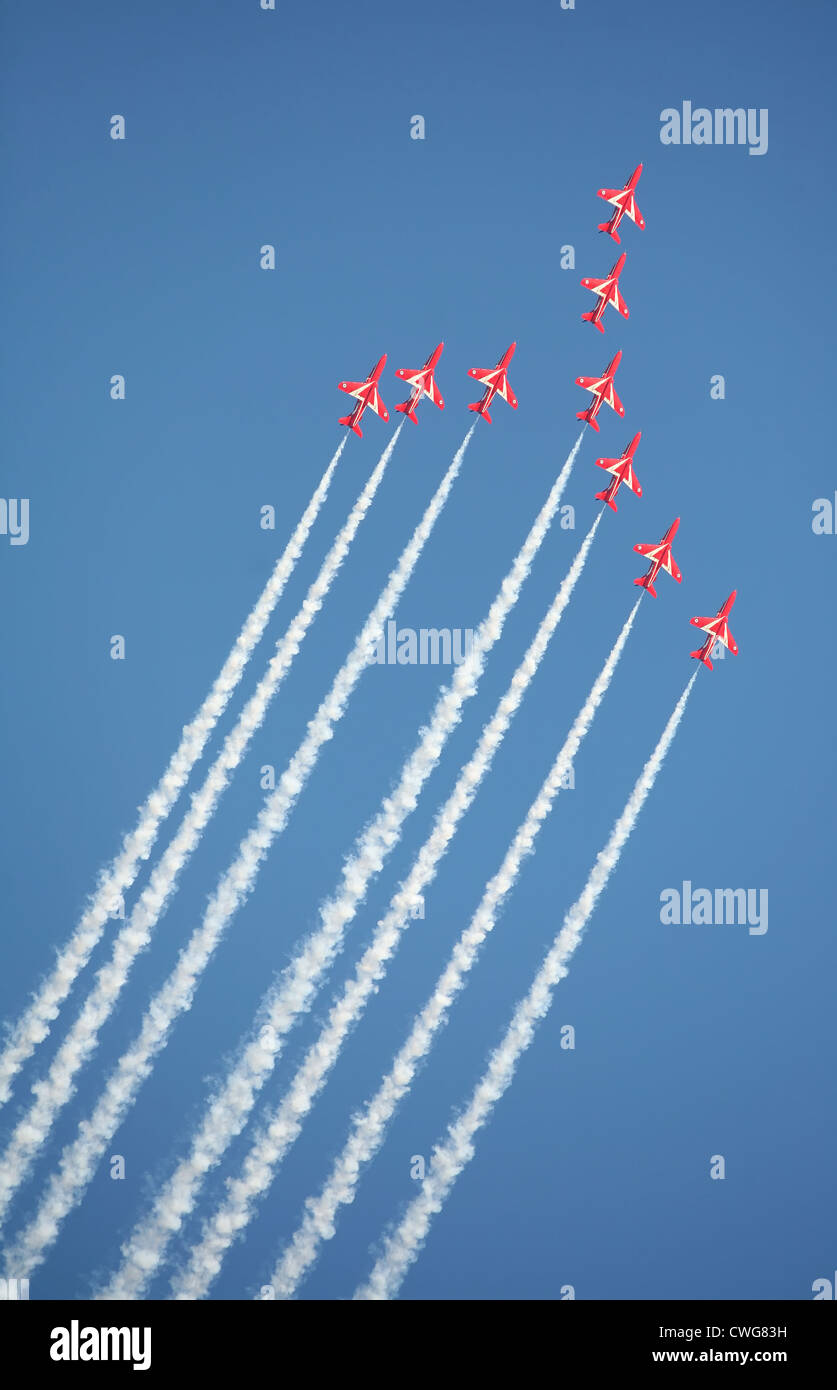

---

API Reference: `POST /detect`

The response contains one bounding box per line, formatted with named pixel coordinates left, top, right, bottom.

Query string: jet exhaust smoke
left=97, top=429, right=585, bottom=1299
left=0, top=427, right=399, bottom=1237
left=268, top=594, right=640, bottom=1298
left=0, top=439, right=345, bottom=1109
left=3, top=425, right=463, bottom=1283
left=354, top=670, right=698, bottom=1300
left=169, top=503, right=602, bottom=1300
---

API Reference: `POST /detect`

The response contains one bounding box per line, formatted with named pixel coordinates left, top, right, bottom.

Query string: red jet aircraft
left=395, top=343, right=445, bottom=424
left=690, top=591, right=738, bottom=669
left=338, top=355, right=389, bottom=437
left=581, top=253, right=630, bottom=333
left=597, top=164, right=645, bottom=244
left=594, top=432, right=642, bottom=511
left=575, top=350, right=625, bottom=432
left=467, top=342, right=518, bottom=423
left=633, top=518, right=682, bottom=597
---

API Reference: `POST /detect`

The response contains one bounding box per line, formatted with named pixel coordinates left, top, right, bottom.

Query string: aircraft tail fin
left=690, top=648, right=712, bottom=670
left=339, top=416, right=362, bottom=437
left=468, top=402, right=490, bottom=423
left=598, top=221, right=620, bottom=243
left=581, top=311, right=606, bottom=333
left=395, top=402, right=418, bottom=424
left=634, top=576, right=656, bottom=597
left=595, top=489, right=617, bottom=512
left=578, top=410, right=598, bottom=431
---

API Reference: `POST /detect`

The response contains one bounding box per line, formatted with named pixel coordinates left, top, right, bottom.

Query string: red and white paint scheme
left=690, top=591, right=738, bottom=670
left=575, top=350, right=625, bottom=432
left=394, top=343, right=445, bottom=424
left=581, top=252, right=630, bottom=333
left=594, top=431, right=643, bottom=512
left=467, top=342, right=518, bottom=423
left=633, top=517, right=682, bottom=597
left=597, top=164, right=645, bottom=244
left=338, top=355, right=389, bottom=437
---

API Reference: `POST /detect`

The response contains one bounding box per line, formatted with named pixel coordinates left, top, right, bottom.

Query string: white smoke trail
left=0, top=428, right=400, bottom=1232
left=97, top=430, right=585, bottom=1300
left=2, top=425, right=467, bottom=1279
left=356, top=670, right=699, bottom=1300
left=170, top=508, right=603, bottom=1299
left=269, top=594, right=640, bottom=1298
left=0, top=439, right=345, bottom=1110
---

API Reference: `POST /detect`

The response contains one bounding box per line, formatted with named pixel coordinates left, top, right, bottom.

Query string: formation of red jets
left=338, top=340, right=517, bottom=435
left=336, top=164, right=737, bottom=672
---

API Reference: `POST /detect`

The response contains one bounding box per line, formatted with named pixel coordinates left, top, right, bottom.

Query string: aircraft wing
left=581, top=275, right=609, bottom=299
left=714, top=621, right=737, bottom=652
left=663, top=553, right=683, bottom=582
left=626, top=195, right=645, bottom=228
left=609, top=283, right=629, bottom=318
left=595, top=455, right=622, bottom=476
left=597, top=458, right=639, bottom=496
left=400, top=366, right=444, bottom=407
left=598, top=186, right=645, bottom=227
left=496, top=374, right=518, bottom=407
left=619, top=464, right=640, bottom=494
left=468, top=367, right=496, bottom=384
left=426, top=375, right=444, bottom=407
left=691, top=616, right=737, bottom=652
left=368, top=387, right=389, bottom=421
left=604, top=382, right=625, bottom=415
left=575, top=374, right=602, bottom=393
left=338, top=380, right=365, bottom=399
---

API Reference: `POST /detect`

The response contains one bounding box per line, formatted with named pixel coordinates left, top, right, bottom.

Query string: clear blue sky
left=1, top=0, right=834, bottom=1300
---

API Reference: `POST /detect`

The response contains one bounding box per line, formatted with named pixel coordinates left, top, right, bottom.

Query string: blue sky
left=1, top=0, right=835, bottom=1300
